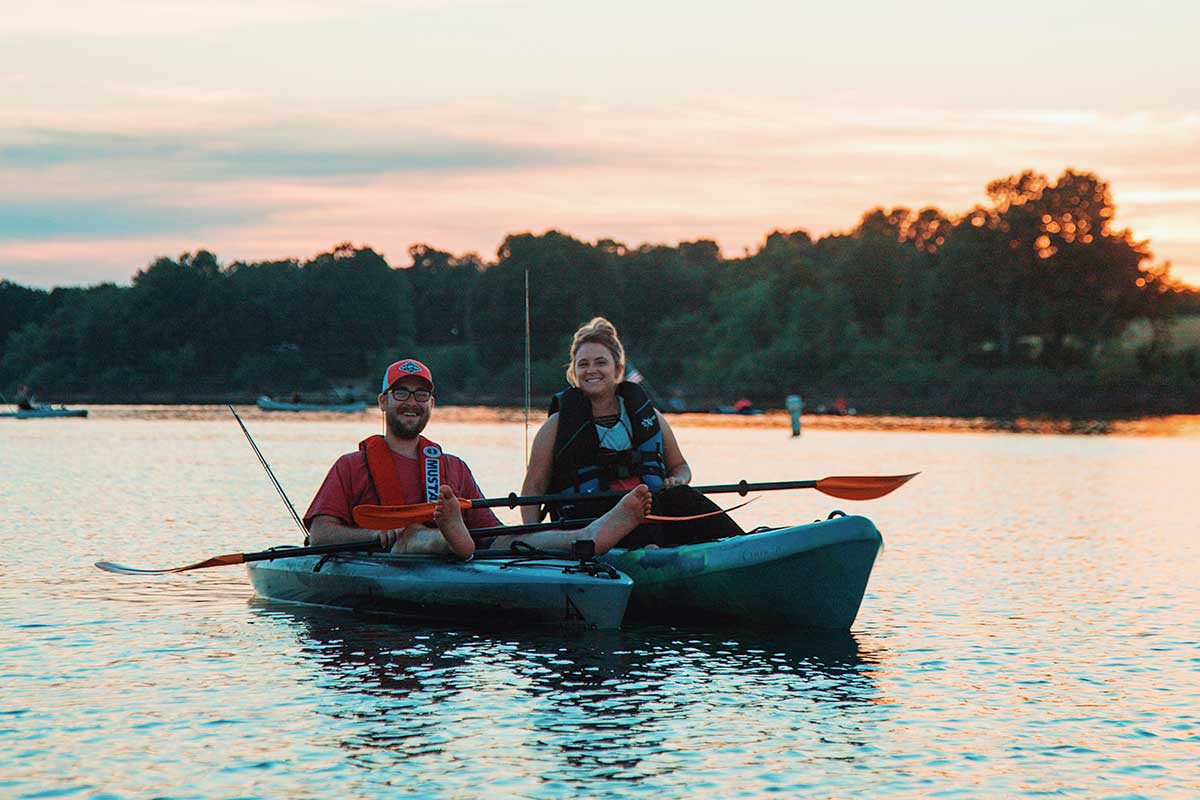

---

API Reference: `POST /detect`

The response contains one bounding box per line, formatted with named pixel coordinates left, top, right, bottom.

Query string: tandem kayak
left=247, top=550, right=633, bottom=629
left=0, top=406, right=88, bottom=419
left=600, top=513, right=882, bottom=630
left=256, top=396, right=368, bottom=413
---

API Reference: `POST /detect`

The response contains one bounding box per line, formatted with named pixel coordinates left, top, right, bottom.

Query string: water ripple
left=1, top=415, right=1197, bottom=797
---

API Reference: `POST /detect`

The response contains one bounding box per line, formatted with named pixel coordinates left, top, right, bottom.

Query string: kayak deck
left=247, top=550, right=633, bottom=629
left=601, top=513, right=883, bottom=630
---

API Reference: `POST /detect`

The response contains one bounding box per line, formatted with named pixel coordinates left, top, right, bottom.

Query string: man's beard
left=387, top=408, right=429, bottom=439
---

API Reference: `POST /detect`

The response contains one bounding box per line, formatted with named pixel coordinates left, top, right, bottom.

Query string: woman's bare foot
left=587, top=484, right=652, bottom=554
left=434, top=485, right=476, bottom=560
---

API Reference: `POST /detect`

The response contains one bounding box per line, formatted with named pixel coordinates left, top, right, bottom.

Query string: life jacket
left=546, top=381, right=665, bottom=520
left=358, top=434, right=447, bottom=510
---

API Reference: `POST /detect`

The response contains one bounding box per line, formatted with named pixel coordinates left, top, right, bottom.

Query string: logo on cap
left=397, top=361, right=423, bottom=374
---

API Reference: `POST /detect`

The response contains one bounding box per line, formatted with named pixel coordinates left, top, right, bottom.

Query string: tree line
left=2, top=169, right=1198, bottom=416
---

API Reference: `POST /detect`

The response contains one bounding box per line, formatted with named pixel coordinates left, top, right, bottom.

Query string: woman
left=521, top=317, right=741, bottom=547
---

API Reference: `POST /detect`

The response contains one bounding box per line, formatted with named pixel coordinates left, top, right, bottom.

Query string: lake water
left=2, top=407, right=1197, bottom=798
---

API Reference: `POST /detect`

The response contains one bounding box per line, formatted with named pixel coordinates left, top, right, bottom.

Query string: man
left=15, top=384, right=35, bottom=411
left=305, top=358, right=651, bottom=560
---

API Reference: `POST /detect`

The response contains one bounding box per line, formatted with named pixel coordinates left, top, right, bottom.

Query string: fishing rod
left=227, top=403, right=310, bottom=543
left=524, top=261, right=532, bottom=468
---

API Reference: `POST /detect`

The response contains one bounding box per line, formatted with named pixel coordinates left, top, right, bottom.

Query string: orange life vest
left=358, top=434, right=447, bottom=506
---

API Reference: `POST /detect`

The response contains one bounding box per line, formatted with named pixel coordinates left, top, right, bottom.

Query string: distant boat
left=809, top=404, right=857, bottom=416
left=256, top=396, right=367, bottom=413
left=714, top=405, right=765, bottom=416
left=0, top=405, right=88, bottom=419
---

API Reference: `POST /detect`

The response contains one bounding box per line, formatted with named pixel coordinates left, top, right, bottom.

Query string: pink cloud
left=3, top=100, right=1199, bottom=287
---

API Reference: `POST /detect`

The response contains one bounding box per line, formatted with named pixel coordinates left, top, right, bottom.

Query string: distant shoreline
left=19, top=375, right=1199, bottom=419
left=14, top=402, right=1200, bottom=436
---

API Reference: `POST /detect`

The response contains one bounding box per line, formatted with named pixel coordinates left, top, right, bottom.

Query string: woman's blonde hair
left=566, top=317, right=625, bottom=387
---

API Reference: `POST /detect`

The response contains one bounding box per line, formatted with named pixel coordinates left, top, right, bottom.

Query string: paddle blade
left=814, top=473, right=918, bottom=501
left=352, top=498, right=473, bottom=530
left=94, top=553, right=247, bottom=575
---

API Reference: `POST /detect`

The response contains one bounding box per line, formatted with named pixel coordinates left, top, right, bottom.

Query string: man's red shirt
left=304, top=447, right=502, bottom=530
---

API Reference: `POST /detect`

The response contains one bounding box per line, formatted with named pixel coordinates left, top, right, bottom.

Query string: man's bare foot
left=434, top=485, right=475, bottom=560
left=587, top=484, right=652, bottom=554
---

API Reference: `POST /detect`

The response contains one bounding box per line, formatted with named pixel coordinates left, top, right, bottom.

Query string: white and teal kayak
left=600, top=513, right=882, bottom=630
left=246, top=550, right=633, bottom=629
left=0, top=406, right=88, bottom=419
left=256, top=396, right=368, bottom=413
left=245, top=514, right=882, bottom=631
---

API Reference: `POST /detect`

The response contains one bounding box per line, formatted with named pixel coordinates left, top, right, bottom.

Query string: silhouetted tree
left=1, top=167, right=1192, bottom=414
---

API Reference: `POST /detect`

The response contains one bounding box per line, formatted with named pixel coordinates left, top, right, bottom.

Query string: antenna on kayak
left=227, top=403, right=310, bottom=544
left=524, top=261, right=532, bottom=467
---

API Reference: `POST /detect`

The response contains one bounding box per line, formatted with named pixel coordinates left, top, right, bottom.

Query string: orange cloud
left=2, top=100, right=1198, bottom=287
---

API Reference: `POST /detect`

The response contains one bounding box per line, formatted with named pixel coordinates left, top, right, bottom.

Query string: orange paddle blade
left=353, top=498, right=474, bottom=530
left=814, top=473, right=918, bottom=501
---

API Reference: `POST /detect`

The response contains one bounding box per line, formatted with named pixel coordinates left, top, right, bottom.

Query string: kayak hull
left=256, top=396, right=367, bottom=413
left=1, top=407, right=88, bottom=419
left=247, top=551, right=633, bottom=629
left=601, top=514, right=882, bottom=630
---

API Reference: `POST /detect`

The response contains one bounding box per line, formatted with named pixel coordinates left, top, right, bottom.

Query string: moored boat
left=256, top=396, right=368, bottom=413
left=247, top=549, right=633, bottom=629
left=1, top=406, right=88, bottom=419
left=600, top=513, right=882, bottom=630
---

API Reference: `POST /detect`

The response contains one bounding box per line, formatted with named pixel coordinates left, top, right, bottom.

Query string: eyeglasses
left=389, top=387, right=432, bottom=402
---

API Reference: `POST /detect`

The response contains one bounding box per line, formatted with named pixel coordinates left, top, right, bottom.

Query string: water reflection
left=249, top=602, right=882, bottom=790
left=10, top=411, right=1197, bottom=797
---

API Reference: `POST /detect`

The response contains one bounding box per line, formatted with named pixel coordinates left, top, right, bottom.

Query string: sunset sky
left=3, top=0, right=1198, bottom=289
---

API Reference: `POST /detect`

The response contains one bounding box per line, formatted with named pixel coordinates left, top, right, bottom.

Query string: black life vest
left=546, top=381, right=666, bottom=520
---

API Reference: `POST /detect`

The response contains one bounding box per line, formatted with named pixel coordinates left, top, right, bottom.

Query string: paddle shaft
left=94, top=538, right=382, bottom=574
left=95, top=516, right=601, bottom=574
left=241, top=517, right=594, bottom=560
left=231, top=525, right=579, bottom=560
left=239, top=518, right=593, bottom=563
left=243, top=539, right=381, bottom=562
left=472, top=479, right=820, bottom=510
left=246, top=525, right=599, bottom=566
left=294, top=518, right=593, bottom=551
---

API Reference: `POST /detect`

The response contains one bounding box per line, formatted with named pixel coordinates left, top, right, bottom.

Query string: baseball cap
left=381, top=358, right=434, bottom=394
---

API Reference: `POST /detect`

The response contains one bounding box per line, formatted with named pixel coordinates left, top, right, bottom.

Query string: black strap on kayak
left=564, top=559, right=621, bottom=580
left=500, top=541, right=622, bottom=580
left=506, top=540, right=558, bottom=559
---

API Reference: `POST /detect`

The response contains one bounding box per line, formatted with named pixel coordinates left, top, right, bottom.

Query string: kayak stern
left=602, top=514, right=883, bottom=630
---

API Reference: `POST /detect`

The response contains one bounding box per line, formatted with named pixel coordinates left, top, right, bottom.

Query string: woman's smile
left=574, top=342, right=620, bottom=397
